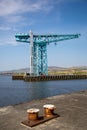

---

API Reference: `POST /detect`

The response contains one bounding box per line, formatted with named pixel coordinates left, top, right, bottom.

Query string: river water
left=0, top=75, right=87, bottom=107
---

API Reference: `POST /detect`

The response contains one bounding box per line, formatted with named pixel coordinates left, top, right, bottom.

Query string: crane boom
left=15, top=33, right=80, bottom=44
left=15, top=32, right=81, bottom=76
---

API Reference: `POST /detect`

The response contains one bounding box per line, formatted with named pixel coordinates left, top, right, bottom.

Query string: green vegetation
left=48, top=69, right=87, bottom=75
left=13, top=72, right=26, bottom=76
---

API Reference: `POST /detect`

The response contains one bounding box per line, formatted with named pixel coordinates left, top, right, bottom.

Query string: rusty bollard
left=43, top=104, right=56, bottom=117
left=27, top=108, right=40, bottom=121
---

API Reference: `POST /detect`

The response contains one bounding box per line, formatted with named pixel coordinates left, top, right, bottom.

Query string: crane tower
left=15, top=31, right=80, bottom=76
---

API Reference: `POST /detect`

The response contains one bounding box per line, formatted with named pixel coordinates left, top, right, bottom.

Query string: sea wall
left=12, top=74, right=87, bottom=81
left=24, top=75, right=87, bottom=82
left=12, top=75, right=24, bottom=80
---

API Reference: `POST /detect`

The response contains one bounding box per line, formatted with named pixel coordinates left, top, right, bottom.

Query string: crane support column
left=15, top=32, right=80, bottom=76
left=30, top=31, right=34, bottom=75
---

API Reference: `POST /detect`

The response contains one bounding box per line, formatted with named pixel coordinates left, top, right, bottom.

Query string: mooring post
left=27, top=108, right=40, bottom=121
left=43, top=104, right=56, bottom=117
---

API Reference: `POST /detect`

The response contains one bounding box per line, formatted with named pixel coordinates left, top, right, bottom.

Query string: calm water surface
left=0, top=75, right=87, bottom=107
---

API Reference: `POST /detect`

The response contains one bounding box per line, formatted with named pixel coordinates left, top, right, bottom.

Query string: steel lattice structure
left=15, top=31, right=80, bottom=76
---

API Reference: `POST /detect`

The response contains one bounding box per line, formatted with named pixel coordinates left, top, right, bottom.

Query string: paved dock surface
left=0, top=90, right=87, bottom=130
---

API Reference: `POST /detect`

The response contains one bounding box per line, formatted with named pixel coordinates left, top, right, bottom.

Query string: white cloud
left=5, top=15, right=22, bottom=23
left=0, top=0, right=53, bottom=17
left=0, top=0, right=83, bottom=17
left=0, top=0, right=24, bottom=16
left=0, top=26, right=11, bottom=31
left=0, top=39, right=18, bottom=46
left=1, top=0, right=81, bottom=23
left=0, top=0, right=55, bottom=23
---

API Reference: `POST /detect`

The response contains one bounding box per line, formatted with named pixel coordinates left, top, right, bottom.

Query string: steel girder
left=15, top=32, right=80, bottom=76
left=31, top=43, right=47, bottom=76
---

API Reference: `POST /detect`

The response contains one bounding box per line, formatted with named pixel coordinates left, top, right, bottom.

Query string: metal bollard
left=43, top=104, right=56, bottom=117
left=27, top=108, right=40, bottom=121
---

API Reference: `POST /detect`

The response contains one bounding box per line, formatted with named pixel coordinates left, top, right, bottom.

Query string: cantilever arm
left=15, top=33, right=81, bottom=44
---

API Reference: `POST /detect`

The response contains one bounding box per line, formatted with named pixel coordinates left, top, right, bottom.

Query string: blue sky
left=0, top=0, right=87, bottom=71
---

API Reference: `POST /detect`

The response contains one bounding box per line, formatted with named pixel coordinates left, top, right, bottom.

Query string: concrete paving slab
left=0, top=90, right=87, bottom=130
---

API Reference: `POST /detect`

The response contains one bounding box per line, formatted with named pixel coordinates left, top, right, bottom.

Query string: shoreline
left=0, top=90, right=87, bottom=130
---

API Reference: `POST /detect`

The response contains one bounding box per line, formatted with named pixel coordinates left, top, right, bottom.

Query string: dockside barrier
left=24, top=75, right=87, bottom=82
left=12, top=75, right=24, bottom=80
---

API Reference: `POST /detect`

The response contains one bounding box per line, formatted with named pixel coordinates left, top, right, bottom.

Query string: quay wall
left=12, top=75, right=87, bottom=81
left=24, top=75, right=87, bottom=82
left=12, top=75, right=24, bottom=80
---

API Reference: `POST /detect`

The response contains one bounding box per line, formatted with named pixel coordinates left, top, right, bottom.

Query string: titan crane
left=15, top=31, right=80, bottom=76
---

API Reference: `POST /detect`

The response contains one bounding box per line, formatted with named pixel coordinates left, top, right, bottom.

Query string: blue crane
left=15, top=31, right=80, bottom=76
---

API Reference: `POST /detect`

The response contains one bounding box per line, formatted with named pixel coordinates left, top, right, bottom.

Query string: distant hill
left=0, top=66, right=67, bottom=74
left=0, top=66, right=87, bottom=75
left=0, top=68, right=30, bottom=74
left=48, top=66, right=67, bottom=70
left=70, top=66, right=87, bottom=70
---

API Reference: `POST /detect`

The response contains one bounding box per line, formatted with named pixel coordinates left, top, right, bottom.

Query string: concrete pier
left=24, top=75, right=87, bottom=81
left=0, top=90, right=87, bottom=130
left=12, top=75, right=24, bottom=80
left=12, top=74, right=87, bottom=81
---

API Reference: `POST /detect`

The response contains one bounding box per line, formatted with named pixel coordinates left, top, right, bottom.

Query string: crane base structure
left=15, top=31, right=80, bottom=76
